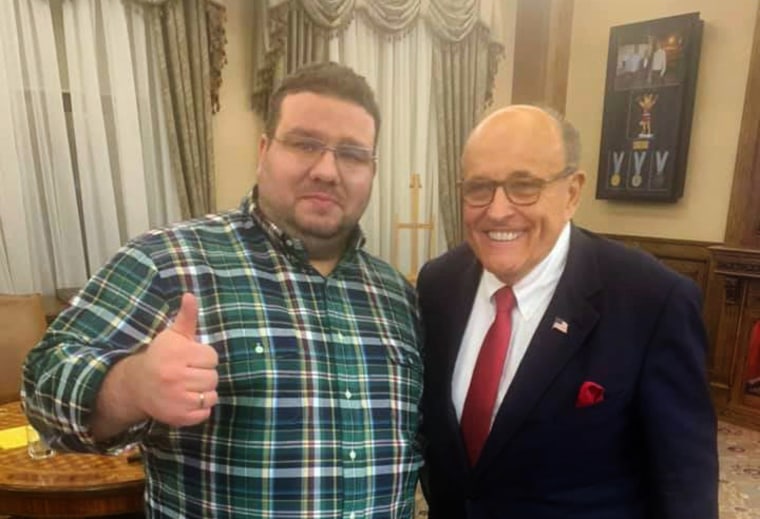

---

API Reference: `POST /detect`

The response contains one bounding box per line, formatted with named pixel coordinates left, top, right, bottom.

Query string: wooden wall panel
left=604, top=233, right=715, bottom=296
left=709, top=247, right=760, bottom=429
left=725, top=2, right=760, bottom=248
left=512, top=0, right=574, bottom=112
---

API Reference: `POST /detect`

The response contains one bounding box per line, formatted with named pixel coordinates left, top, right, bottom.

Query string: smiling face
left=256, top=92, right=376, bottom=261
left=462, top=106, right=585, bottom=285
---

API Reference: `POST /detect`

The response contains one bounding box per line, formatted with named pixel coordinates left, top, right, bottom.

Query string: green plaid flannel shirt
left=22, top=191, right=423, bottom=518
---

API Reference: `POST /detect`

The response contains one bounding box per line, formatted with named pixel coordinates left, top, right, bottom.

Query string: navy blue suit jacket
left=417, top=226, right=718, bottom=519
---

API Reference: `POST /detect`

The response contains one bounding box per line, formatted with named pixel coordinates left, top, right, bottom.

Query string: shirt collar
left=481, top=222, right=571, bottom=319
left=242, top=186, right=366, bottom=258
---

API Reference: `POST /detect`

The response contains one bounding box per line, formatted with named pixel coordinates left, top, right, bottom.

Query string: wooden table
left=0, top=402, right=145, bottom=518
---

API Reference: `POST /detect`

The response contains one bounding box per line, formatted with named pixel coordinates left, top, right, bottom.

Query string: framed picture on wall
left=596, top=12, right=703, bottom=202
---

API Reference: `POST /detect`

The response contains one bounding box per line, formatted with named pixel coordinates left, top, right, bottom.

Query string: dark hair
left=265, top=62, right=381, bottom=145
left=537, top=105, right=581, bottom=170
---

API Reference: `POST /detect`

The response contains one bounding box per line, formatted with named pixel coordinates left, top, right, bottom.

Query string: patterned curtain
left=433, top=24, right=502, bottom=246
left=252, top=0, right=503, bottom=248
left=131, top=0, right=228, bottom=217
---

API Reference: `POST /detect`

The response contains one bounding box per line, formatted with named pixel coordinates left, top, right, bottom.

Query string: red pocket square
left=576, top=381, right=605, bottom=408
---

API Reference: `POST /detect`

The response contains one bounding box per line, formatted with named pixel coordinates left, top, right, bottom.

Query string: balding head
left=463, top=105, right=580, bottom=175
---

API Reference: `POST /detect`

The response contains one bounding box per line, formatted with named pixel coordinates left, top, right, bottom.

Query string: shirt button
left=337, top=332, right=344, bottom=340
left=345, top=390, right=352, bottom=399
left=349, top=450, right=356, bottom=460
left=349, top=513, right=356, bottom=519
left=254, top=344, right=264, bottom=354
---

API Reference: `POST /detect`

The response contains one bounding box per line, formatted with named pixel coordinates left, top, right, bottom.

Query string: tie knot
left=494, top=286, right=515, bottom=313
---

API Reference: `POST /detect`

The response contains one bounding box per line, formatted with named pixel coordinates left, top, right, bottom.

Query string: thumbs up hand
left=129, top=293, right=219, bottom=427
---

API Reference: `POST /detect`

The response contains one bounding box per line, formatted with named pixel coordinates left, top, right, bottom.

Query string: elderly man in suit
left=417, top=105, right=718, bottom=519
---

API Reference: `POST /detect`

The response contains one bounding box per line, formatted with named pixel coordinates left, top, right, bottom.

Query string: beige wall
left=565, top=0, right=756, bottom=242
left=213, top=0, right=263, bottom=211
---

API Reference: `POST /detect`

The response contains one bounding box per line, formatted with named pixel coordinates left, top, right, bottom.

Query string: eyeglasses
left=457, top=166, right=577, bottom=207
left=273, top=136, right=376, bottom=174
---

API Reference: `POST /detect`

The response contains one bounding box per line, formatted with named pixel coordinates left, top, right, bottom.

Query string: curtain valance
left=253, top=0, right=504, bottom=117
left=266, top=0, right=501, bottom=41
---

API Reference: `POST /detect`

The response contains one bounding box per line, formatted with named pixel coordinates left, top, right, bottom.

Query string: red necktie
left=461, top=286, right=515, bottom=465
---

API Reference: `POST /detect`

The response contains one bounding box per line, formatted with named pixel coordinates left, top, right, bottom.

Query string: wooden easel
left=391, top=174, right=435, bottom=285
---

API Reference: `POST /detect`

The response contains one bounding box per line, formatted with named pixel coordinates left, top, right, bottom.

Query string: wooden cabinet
left=705, top=3, right=760, bottom=430
left=708, top=247, right=760, bottom=429
left=600, top=237, right=760, bottom=429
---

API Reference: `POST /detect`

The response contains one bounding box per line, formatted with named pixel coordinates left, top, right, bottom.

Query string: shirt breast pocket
left=217, top=337, right=302, bottom=393
left=363, top=335, right=423, bottom=436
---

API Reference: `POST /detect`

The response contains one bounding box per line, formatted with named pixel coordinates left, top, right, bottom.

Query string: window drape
left=0, top=0, right=181, bottom=296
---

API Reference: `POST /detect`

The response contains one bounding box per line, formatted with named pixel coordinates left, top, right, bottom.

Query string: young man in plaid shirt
left=23, top=62, right=422, bottom=519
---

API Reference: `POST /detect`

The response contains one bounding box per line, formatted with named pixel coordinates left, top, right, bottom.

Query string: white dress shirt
left=452, top=222, right=571, bottom=424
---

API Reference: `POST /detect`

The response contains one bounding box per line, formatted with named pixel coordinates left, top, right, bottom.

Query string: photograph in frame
left=596, top=13, right=703, bottom=202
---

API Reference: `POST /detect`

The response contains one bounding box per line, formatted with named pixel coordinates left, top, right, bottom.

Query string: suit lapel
left=443, top=247, right=483, bottom=470
left=474, top=227, right=603, bottom=475
left=446, top=249, right=483, bottom=374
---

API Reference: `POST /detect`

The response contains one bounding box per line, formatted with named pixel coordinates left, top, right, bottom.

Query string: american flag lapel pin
left=552, top=317, right=569, bottom=334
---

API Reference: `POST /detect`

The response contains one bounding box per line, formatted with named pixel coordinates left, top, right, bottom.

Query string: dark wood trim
left=603, top=233, right=715, bottom=261
left=512, top=0, right=574, bottom=112
left=602, top=233, right=715, bottom=299
left=602, top=234, right=721, bottom=339
left=711, top=246, right=760, bottom=279
left=725, top=2, right=760, bottom=247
